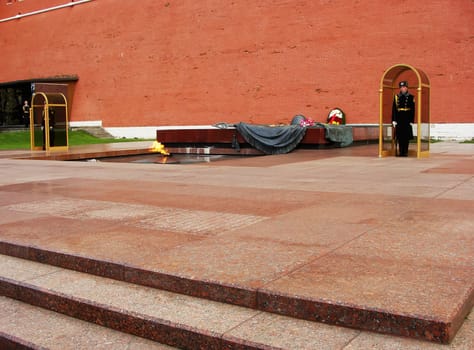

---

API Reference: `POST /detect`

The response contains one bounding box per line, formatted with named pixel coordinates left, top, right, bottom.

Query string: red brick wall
left=1, top=0, right=473, bottom=127
left=1, top=0, right=68, bottom=15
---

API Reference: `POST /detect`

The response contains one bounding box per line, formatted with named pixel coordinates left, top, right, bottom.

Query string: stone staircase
left=1, top=240, right=471, bottom=349
left=0, top=254, right=253, bottom=349
left=72, top=126, right=115, bottom=139
left=0, top=248, right=362, bottom=350
left=0, top=296, right=175, bottom=350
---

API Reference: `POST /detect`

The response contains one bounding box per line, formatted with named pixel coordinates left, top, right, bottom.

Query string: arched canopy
left=379, top=64, right=431, bottom=158
left=31, top=92, right=67, bottom=106
left=380, top=63, right=430, bottom=90
left=30, top=92, right=69, bottom=151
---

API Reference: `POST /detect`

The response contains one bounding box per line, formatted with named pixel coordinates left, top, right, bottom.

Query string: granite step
left=0, top=253, right=372, bottom=350
left=72, top=127, right=115, bottom=139
left=0, top=296, right=177, bottom=350
left=0, top=240, right=469, bottom=344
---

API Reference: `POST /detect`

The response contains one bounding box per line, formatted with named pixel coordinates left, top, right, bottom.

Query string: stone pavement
left=0, top=142, right=472, bottom=349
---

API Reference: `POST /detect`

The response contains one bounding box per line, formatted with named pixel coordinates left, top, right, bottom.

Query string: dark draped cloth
left=233, top=121, right=353, bottom=155
left=235, top=122, right=307, bottom=155
left=318, top=123, right=353, bottom=148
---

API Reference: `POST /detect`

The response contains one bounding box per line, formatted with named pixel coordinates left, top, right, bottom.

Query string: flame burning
left=157, top=156, right=169, bottom=164
left=150, top=141, right=170, bottom=155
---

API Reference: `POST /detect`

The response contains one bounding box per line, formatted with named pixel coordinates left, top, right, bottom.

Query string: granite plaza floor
left=0, top=141, right=472, bottom=349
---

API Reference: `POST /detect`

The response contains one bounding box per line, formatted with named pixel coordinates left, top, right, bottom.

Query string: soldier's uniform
left=392, top=81, right=415, bottom=156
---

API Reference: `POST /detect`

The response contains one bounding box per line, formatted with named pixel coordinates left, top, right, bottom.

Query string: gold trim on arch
left=378, top=64, right=431, bottom=159
left=30, top=92, right=69, bottom=152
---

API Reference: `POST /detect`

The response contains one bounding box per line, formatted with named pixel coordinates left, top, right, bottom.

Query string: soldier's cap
left=399, top=81, right=408, bottom=88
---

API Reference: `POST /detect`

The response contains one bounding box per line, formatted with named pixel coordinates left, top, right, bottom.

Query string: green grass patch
left=68, top=130, right=151, bottom=146
left=460, top=138, right=474, bottom=144
left=0, top=131, right=31, bottom=150
left=0, top=130, right=151, bottom=150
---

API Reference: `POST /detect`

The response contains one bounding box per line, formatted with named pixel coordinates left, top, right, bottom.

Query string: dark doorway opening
left=0, top=83, right=32, bottom=127
left=0, top=76, right=77, bottom=129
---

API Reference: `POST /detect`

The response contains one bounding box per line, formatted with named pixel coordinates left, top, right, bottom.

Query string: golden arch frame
left=30, top=92, right=69, bottom=151
left=378, top=64, right=431, bottom=158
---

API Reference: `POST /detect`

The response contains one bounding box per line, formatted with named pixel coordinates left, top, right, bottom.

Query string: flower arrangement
left=327, top=108, right=346, bottom=125
left=299, top=117, right=315, bottom=127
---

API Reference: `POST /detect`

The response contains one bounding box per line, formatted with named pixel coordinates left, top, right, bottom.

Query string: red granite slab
left=0, top=185, right=472, bottom=344
left=0, top=297, right=174, bottom=350
left=0, top=142, right=472, bottom=345
left=155, top=126, right=329, bottom=146
left=255, top=196, right=474, bottom=344
left=0, top=178, right=332, bottom=216
left=0, top=277, right=224, bottom=350
left=423, top=159, right=474, bottom=174
left=258, top=253, right=473, bottom=344
left=0, top=332, right=45, bottom=350
left=0, top=191, right=49, bottom=207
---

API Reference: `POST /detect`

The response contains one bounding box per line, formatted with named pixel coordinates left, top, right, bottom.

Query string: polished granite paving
left=0, top=141, right=472, bottom=348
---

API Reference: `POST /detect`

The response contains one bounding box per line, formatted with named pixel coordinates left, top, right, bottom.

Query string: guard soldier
left=22, top=100, right=30, bottom=128
left=41, top=102, right=56, bottom=150
left=392, top=81, right=415, bottom=157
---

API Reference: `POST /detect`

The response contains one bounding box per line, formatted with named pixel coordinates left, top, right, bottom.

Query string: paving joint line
left=432, top=174, right=473, bottom=199
left=257, top=220, right=388, bottom=290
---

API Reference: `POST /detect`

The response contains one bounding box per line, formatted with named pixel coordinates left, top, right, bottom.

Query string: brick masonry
left=0, top=0, right=473, bottom=127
